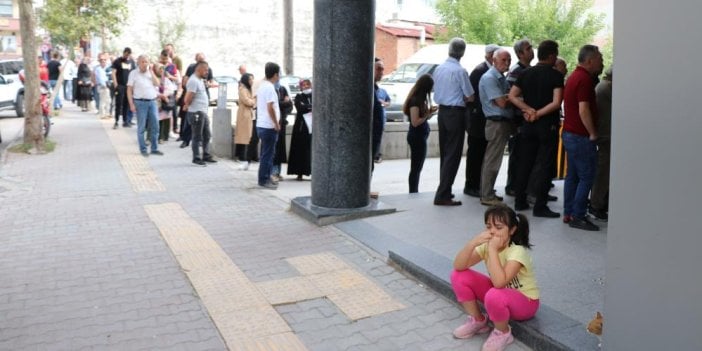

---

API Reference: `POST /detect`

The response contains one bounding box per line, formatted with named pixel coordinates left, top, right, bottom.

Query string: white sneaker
left=239, top=162, right=249, bottom=171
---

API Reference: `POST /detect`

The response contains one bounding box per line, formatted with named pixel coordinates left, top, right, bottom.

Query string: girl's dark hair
left=402, top=74, right=434, bottom=117
left=484, top=205, right=531, bottom=248
left=240, top=73, right=253, bottom=91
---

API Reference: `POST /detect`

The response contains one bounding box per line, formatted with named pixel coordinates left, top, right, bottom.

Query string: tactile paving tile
left=255, top=276, right=325, bottom=305
left=227, top=332, right=308, bottom=351
left=212, top=305, right=292, bottom=340
left=306, top=269, right=374, bottom=296
left=144, top=203, right=308, bottom=350
left=327, top=285, right=406, bottom=321
left=104, top=120, right=165, bottom=193
left=286, top=252, right=350, bottom=275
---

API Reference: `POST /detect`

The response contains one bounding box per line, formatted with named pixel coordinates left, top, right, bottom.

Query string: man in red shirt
left=562, top=45, right=604, bottom=231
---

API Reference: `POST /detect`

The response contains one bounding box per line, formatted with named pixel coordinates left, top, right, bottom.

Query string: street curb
left=0, top=124, right=24, bottom=167
left=388, top=250, right=579, bottom=351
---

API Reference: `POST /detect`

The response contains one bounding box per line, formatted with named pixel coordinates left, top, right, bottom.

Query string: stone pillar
left=291, top=0, right=394, bottom=225
left=311, top=0, right=375, bottom=209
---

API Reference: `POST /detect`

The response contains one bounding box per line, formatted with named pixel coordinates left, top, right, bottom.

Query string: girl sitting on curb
left=450, top=205, right=540, bottom=351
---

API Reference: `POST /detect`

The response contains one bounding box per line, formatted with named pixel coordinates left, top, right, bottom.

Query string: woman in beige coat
left=234, top=73, right=255, bottom=167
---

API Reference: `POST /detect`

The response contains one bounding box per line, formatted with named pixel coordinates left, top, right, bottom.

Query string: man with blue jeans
left=256, top=62, right=282, bottom=189
left=562, top=45, right=604, bottom=231
left=127, top=55, right=163, bottom=157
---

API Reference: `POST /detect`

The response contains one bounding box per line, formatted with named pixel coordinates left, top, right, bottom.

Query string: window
left=0, top=0, right=11, bottom=17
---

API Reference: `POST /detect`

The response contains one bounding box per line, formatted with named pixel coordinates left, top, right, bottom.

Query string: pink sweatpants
left=450, top=269, right=539, bottom=322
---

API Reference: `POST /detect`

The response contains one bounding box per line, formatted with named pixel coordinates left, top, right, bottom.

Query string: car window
left=0, top=75, right=6, bottom=84
left=384, top=63, right=435, bottom=83
left=8, top=61, right=22, bottom=74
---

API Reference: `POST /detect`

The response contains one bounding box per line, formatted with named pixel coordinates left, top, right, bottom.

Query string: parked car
left=279, top=75, right=302, bottom=97
left=209, top=75, right=239, bottom=106
left=0, top=59, right=25, bottom=117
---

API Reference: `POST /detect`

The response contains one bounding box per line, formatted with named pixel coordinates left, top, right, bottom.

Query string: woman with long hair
left=234, top=73, right=256, bottom=169
left=403, top=74, right=437, bottom=193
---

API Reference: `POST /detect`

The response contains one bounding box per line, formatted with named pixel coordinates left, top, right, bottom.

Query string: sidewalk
left=0, top=106, right=532, bottom=350
left=272, top=142, right=606, bottom=350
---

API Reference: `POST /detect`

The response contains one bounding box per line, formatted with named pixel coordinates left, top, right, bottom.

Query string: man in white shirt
left=255, top=62, right=281, bottom=189
left=182, top=61, right=216, bottom=166
left=127, top=55, right=163, bottom=157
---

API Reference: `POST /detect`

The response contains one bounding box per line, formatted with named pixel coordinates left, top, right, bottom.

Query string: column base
left=291, top=196, right=396, bottom=226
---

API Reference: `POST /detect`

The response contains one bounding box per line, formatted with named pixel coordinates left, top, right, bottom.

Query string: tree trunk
left=18, top=0, right=44, bottom=150
left=283, top=0, right=294, bottom=75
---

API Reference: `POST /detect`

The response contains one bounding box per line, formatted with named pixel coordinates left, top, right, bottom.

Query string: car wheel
left=15, top=93, right=24, bottom=117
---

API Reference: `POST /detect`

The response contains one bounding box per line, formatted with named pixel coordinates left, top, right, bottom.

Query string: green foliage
left=152, top=12, right=186, bottom=53
left=436, top=0, right=605, bottom=68
left=38, top=0, right=128, bottom=48
left=9, top=139, right=56, bottom=154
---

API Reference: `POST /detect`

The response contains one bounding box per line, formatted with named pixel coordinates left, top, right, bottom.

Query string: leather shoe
left=180, top=141, right=190, bottom=148
left=588, top=206, right=608, bottom=221
left=569, top=217, right=600, bottom=231
left=533, top=207, right=560, bottom=218
left=434, top=199, right=462, bottom=206
left=463, top=188, right=480, bottom=198
left=505, top=188, right=516, bottom=196
left=514, top=201, right=530, bottom=211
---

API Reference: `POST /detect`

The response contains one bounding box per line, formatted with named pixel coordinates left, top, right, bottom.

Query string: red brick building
left=375, top=23, right=435, bottom=73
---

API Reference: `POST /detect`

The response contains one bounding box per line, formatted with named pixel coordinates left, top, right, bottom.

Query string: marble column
left=311, top=0, right=375, bottom=209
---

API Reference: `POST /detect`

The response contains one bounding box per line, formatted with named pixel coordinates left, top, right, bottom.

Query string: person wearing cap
left=111, top=47, right=136, bottom=129
left=464, top=44, right=501, bottom=199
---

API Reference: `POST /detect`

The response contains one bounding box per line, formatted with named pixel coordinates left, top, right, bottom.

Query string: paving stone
left=256, top=276, right=325, bottom=305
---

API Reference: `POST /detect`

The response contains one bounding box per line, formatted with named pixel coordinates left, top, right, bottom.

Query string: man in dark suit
left=464, top=44, right=501, bottom=198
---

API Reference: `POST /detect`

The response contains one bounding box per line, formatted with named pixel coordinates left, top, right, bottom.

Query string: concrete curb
left=388, top=250, right=594, bottom=351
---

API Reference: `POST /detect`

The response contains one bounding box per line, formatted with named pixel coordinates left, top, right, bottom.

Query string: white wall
left=113, top=0, right=437, bottom=79
left=604, top=1, right=702, bottom=349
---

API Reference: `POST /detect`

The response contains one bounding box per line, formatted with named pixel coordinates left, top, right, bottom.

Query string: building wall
left=604, top=1, right=702, bottom=349
left=113, top=0, right=427, bottom=79
left=375, top=29, right=398, bottom=72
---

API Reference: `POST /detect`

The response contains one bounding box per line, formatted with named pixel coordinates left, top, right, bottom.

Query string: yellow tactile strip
left=279, top=252, right=406, bottom=321
left=256, top=276, right=325, bottom=305
left=104, top=120, right=165, bottom=192
left=144, top=203, right=307, bottom=350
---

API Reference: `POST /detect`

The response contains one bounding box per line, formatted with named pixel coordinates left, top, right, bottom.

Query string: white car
left=0, top=59, right=25, bottom=117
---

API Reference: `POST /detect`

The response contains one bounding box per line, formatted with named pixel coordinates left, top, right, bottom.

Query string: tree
left=153, top=12, right=186, bottom=53
left=18, top=0, right=44, bottom=150
left=436, top=0, right=605, bottom=68
left=38, top=0, right=128, bottom=50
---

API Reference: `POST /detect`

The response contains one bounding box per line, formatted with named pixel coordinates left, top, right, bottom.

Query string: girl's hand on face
left=488, top=233, right=509, bottom=251
left=472, top=230, right=493, bottom=246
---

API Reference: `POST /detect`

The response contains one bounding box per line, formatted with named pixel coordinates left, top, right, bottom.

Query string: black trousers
left=247, top=119, right=260, bottom=161
left=434, top=107, right=466, bottom=201
left=514, top=124, right=559, bottom=209
left=465, top=134, right=487, bottom=192
left=407, top=131, right=428, bottom=193
left=114, top=85, right=129, bottom=124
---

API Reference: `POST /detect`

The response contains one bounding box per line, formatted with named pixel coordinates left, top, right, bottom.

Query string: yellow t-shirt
left=476, top=243, right=540, bottom=299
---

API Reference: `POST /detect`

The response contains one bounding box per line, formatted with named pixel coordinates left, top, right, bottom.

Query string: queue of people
left=404, top=38, right=610, bottom=233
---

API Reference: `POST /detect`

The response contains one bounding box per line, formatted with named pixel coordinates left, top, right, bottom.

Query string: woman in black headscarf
left=76, top=57, right=93, bottom=112
left=287, top=78, right=313, bottom=180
